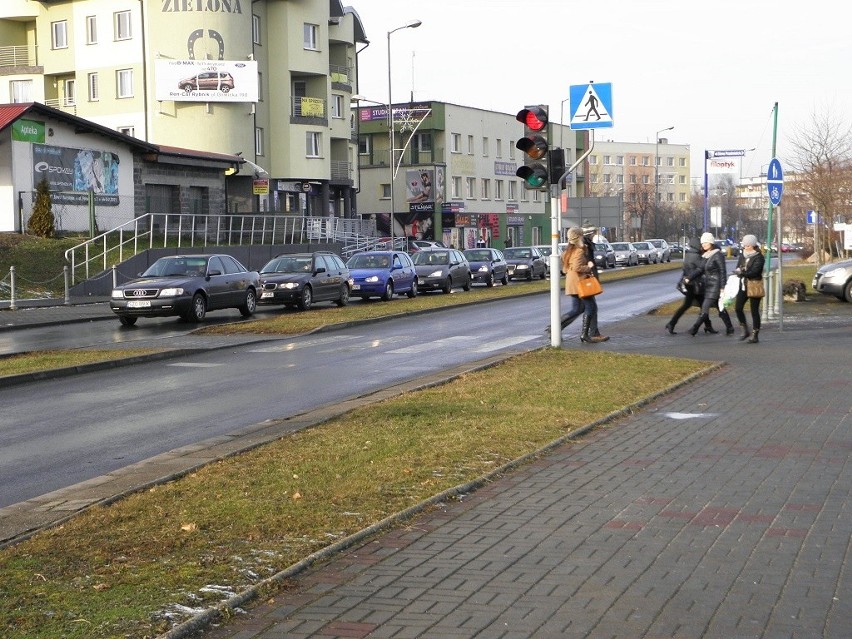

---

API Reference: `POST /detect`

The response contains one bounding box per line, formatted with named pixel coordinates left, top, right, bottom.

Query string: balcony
left=330, top=161, right=353, bottom=182
left=42, top=98, right=76, bottom=115
left=329, top=64, right=352, bottom=90
left=0, top=45, right=39, bottom=71
left=291, top=96, right=327, bottom=126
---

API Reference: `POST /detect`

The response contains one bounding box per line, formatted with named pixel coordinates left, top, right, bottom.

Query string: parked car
left=610, top=242, right=639, bottom=266
left=592, top=241, right=616, bottom=269
left=632, top=241, right=659, bottom=264
left=178, top=71, right=235, bottom=93
left=411, top=248, right=472, bottom=293
left=257, top=251, right=351, bottom=311
left=503, top=246, right=548, bottom=281
left=812, top=259, right=852, bottom=303
left=669, top=242, right=684, bottom=259
left=646, top=239, right=672, bottom=262
left=463, top=248, right=509, bottom=287
left=411, top=240, right=447, bottom=250
left=110, top=254, right=259, bottom=326
left=346, top=250, right=418, bottom=301
left=533, top=244, right=557, bottom=276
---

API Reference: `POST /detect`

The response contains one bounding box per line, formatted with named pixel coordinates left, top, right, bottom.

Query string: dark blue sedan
left=346, top=251, right=418, bottom=301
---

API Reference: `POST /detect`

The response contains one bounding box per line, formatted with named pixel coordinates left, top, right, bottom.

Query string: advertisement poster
left=155, top=59, right=258, bottom=102
left=33, top=144, right=120, bottom=206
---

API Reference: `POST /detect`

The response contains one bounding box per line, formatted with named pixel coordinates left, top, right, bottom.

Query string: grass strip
left=0, top=349, right=164, bottom=378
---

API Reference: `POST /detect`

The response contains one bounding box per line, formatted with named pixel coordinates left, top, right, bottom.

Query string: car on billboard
left=178, top=72, right=235, bottom=93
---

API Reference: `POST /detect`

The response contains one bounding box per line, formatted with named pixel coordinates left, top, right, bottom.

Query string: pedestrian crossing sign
left=569, top=83, right=613, bottom=130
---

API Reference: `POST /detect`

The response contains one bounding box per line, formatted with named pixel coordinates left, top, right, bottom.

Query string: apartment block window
left=603, top=174, right=611, bottom=184
left=629, top=156, right=636, bottom=166
left=114, top=11, right=131, bottom=40
left=381, top=183, right=390, bottom=199
left=629, top=174, right=636, bottom=184
left=451, top=176, right=462, bottom=199
left=496, top=138, right=502, bottom=158
left=116, top=69, right=133, bottom=98
left=51, top=21, right=68, bottom=49
left=118, top=126, right=135, bottom=137
left=482, top=137, right=489, bottom=157
left=467, top=135, right=474, bottom=155
left=257, top=72, right=263, bottom=101
left=532, top=190, right=541, bottom=203
left=88, top=73, right=99, bottom=101
left=679, top=192, right=687, bottom=202
left=590, top=174, right=598, bottom=184
left=616, top=174, right=623, bottom=185
left=331, top=94, right=343, bottom=119
left=642, top=175, right=650, bottom=184
left=481, top=178, right=491, bottom=199
left=86, top=16, right=97, bottom=44
left=306, top=131, right=321, bottom=157
left=495, top=180, right=504, bottom=200
left=508, top=181, right=517, bottom=201
left=465, top=177, right=476, bottom=199
left=520, top=182, right=529, bottom=201
left=589, top=155, right=597, bottom=165
left=255, top=127, right=264, bottom=156
left=252, top=14, right=261, bottom=45
left=450, top=133, right=461, bottom=153
left=679, top=175, right=687, bottom=184
left=303, top=23, right=319, bottom=50
left=642, top=156, right=649, bottom=166
left=679, top=157, right=686, bottom=167
left=64, top=79, right=76, bottom=106
left=10, top=80, right=33, bottom=103
left=603, top=155, right=612, bottom=165
left=666, top=156, right=674, bottom=167
left=358, top=135, right=371, bottom=155
left=616, top=155, right=624, bottom=166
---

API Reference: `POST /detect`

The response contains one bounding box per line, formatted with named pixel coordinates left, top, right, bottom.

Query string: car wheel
left=463, top=275, right=472, bottom=291
left=406, top=278, right=418, bottom=298
left=239, top=288, right=257, bottom=317
left=501, top=271, right=509, bottom=286
left=843, top=279, right=852, bottom=303
left=381, top=281, right=394, bottom=301
left=187, top=293, right=206, bottom=322
left=442, top=277, right=453, bottom=294
left=118, top=315, right=137, bottom=326
left=526, top=270, right=533, bottom=281
left=539, top=268, right=546, bottom=279
left=336, top=284, right=350, bottom=307
left=486, top=272, right=495, bottom=287
left=298, top=286, right=313, bottom=311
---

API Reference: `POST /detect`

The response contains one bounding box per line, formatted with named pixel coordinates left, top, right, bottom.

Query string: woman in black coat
left=733, top=234, right=765, bottom=343
left=683, top=233, right=734, bottom=336
left=665, top=237, right=715, bottom=334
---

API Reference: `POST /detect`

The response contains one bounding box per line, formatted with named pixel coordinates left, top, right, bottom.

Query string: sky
left=347, top=0, right=851, bottom=179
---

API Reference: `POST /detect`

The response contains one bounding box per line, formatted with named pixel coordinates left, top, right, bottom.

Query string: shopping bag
left=720, top=274, right=740, bottom=310
left=578, top=276, right=602, bottom=298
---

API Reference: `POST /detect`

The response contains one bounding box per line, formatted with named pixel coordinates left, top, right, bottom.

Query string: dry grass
left=0, top=349, right=162, bottom=378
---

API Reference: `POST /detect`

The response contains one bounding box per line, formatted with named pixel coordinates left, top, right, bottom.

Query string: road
left=1, top=271, right=683, bottom=508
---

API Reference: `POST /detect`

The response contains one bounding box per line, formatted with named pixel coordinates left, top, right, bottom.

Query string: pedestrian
left=733, top=234, right=765, bottom=343
left=665, top=237, right=716, bottom=335
left=683, top=232, right=735, bottom=337
left=581, top=225, right=609, bottom=342
left=547, top=227, right=588, bottom=337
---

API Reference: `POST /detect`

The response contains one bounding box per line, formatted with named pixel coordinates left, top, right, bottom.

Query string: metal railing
left=0, top=45, right=37, bottom=68
left=63, top=213, right=379, bottom=285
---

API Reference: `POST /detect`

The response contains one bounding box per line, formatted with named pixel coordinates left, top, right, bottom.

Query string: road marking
left=471, top=335, right=540, bottom=352
left=663, top=412, right=719, bottom=420
left=167, top=362, right=224, bottom=368
left=388, top=335, right=471, bottom=354
left=249, top=335, right=362, bottom=353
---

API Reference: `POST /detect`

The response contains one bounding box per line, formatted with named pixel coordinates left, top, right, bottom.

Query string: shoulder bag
left=746, top=278, right=765, bottom=298
left=578, top=275, right=603, bottom=298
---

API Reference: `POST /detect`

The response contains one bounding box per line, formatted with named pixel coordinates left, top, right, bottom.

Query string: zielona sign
left=12, top=119, right=45, bottom=143
left=160, top=0, right=243, bottom=13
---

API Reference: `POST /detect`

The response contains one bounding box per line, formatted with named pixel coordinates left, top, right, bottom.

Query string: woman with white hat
left=683, top=232, right=735, bottom=336
left=733, top=234, right=765, bottom=343
left=552, top=227, right=592, bottom=339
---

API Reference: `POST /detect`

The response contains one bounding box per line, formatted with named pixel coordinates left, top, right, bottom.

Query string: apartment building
left=354, top=101, right=586, bottom=249
left=0, top=0, right=366, bottom=220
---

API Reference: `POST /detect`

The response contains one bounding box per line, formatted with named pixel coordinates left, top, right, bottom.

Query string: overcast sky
left=348, top=0, right=851, bottom=179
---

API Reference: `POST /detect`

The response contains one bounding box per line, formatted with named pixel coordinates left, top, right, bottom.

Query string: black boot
left=703, top=323, right=718, bottom=334
left=689, top=314, right=708, bottom=336
left=747, top=328, right=759, bottom=344
left=739, top=322, right=751, bottom=341
left=665, top=322, right=677, bottom=335
left=580, top=316, right=593, bottom=343
left=720, top=309, right=735, bottom=335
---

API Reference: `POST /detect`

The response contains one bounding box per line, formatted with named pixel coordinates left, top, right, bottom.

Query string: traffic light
left=515, top=105, right=549, bottom=189
left=548, top=148, right=566, bottom=186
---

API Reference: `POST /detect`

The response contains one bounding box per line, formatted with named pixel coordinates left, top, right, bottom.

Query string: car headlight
left=477, top=265, right=489, bottom=273
left=111, top=289, right=123, bottom=299
left=516, top=264, right=529, bottom=270
left=428, top=269, right=443, bottom=277
left=159, top=287, right=185, bottom=297
left=279, top=282, right=299, bottom=289
left=365, top=275, right=379, bottom=283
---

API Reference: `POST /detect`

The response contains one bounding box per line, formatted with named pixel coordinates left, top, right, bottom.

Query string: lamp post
left=654, top=125, right=674, bottom=238
left=387, top=19, right=422, bottom=249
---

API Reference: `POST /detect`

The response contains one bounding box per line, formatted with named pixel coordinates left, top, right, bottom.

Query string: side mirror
left=207, top=269, right=222, bottom=277
left=314, top=267, right=327, bottom=275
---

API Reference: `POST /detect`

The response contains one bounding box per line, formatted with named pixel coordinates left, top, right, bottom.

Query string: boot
left=580, top=316, right=593, bottom=343
left=591, top=333, right=610, bottom=343
left=689, top=313, right=709, bottom=336
left=720, top=309, right=735, bottom=335
left=747, top=328, right=759, bottom=344
left=703, top=323, right=718, bottom=334
left=665, top=322, right=677, bottom=335
left=739, top=322, right=751, bottom=341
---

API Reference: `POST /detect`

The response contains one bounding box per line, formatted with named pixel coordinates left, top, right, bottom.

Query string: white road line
left=471, top=335, right=540, bottom=352
left=249, top=334, right=362, bottom=353
left=167, top=362, right=225, bottom=368
left=388, top=335, right=472, bottom=354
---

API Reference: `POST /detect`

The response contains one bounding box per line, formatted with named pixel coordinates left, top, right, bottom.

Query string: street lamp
left=387, top=19, right=422, bottom=249
left=654, top=125, right=674, bottom=237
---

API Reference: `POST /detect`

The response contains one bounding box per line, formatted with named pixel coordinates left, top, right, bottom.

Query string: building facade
left=0, top=0, right=366, bottom=219
left=354, top=100, right=587, bottom=250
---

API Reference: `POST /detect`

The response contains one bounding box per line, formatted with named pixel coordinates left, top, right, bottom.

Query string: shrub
left=27, top=179, right=56, bottom=238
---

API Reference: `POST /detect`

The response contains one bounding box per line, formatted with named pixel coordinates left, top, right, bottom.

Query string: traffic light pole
left=550, top=130, right=596, bottom=347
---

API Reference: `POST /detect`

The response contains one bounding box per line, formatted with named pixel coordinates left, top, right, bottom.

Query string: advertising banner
left=12, top=119, right=45, bottom=143
left=33, top=144, right=120, bottom=206
left=155, top=59, right=258, bottom=102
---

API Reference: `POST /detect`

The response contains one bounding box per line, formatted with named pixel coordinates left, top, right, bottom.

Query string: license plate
left=261, top=291, right=274, bottom=299
left=351, top=284, right=361, bottom=290
left=127, top=300, right=151, bottom=308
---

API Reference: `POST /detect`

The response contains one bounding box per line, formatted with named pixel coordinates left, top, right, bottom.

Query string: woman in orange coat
left=554, top=227, right=593, bottom=339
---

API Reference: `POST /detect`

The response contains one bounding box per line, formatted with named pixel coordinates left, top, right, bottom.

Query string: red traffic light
left=516, top=106, right=548, bottom=132
left=516, top=135, right=548, bottom=160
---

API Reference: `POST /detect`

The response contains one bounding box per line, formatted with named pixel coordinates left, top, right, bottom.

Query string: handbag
left=746, top=278, right=765, bottom=298
left=577, top=275, right=603, bottom=298
left=676, top=276, right=689, bottom=295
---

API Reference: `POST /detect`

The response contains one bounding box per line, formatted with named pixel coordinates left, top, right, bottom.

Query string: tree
left=27, top=178, right=56, bottom=238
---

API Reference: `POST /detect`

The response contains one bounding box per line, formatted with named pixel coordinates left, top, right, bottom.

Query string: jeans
left=560, top=294, right=585, bottom=330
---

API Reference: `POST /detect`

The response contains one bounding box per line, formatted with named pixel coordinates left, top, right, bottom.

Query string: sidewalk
left=2, top=299, right=850, bottom=639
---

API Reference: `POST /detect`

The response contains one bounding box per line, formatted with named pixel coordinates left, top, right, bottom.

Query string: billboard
left=32, top=144, right=120, bottom=206
left=155, top=59, right=258, bottom=102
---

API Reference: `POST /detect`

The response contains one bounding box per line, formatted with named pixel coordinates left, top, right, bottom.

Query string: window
left=51, top=21, right=67, bottom=49
left=306, top=131, right=321, bottom=157
left=630, top=156, right=636, bottom=166
left=465, top=177, right=475, bottom=199
left=603, top=155, right=611, bottom=165
left=642, top=156, right=649, bottom=166
left=495, top=180, right=504, bottom=200
left=88, top=72, right=99, bottom=101
left=116, top=69, right=133, bottom=98
left=358, top=135, right=371, bottom=155
left=10, top=80, right=33, bottom=103
left=642, top=175, right=650, bottom=184
left=450, top=133, right=461, bottom=153
left=467, top=135, right=474, bottom=155
left=451, top=176, right=462, bottom=199
left=86, top=16, right=97, bottom=44
left=679, top=192, right=687, bottom=202
left=482, top=137, right=489, bottom=157
left=679, top=157, right=686, bottom=167
left=616, top=174, right=623, bottom=185
left=679, top=175, right=686, bottom=184
left=603, top=174, right=611, bottom=184
left=118, top=126, right=135, bottom=137
left=252, top=14, right=261, bottom=45
left=508, top=181, right=517, bottom=201
left=666, top=156, right=674, bottom=167
left=616, top=155, right=624, bottom=166
left=481, top=178, right=490, bottom=199
left=589, top=155, right=597, bottom=165
left=64, top=79, right=76, bottom=106
left=331, top=94, right=343, bottom=119
left=114, top=11, right=131, bottom=40
left=255, top=127, right=264, bottom=156
left=590, top=175, right=598, bottom=184
left=303, top=23, right=319, bottom=50
left=381, top=183, right=390, bottom=199
left=629, top=174, right=636, bottom=184
left=496, top=138, right=502, bottom=158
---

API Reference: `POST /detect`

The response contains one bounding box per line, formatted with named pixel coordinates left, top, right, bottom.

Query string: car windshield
left=594, top=244, right=609, bottom=250
left=650, top=241, right=663, bottom=247
left=504, top=248, right=530, bottom=259
left=348, top=254, right=390, bottom=269
left=143, top=257, right=208, bottom=277
left=464, top=250, right=491, bottom=261
left=611, top=243, right=629, bottom=250
left=412, top=251, right=448, bottom=265
left=538, top=247, right=553, bottom=256
left=260, top=256, right=312, bottom=274
left=634, top=243, right=649, bottom=250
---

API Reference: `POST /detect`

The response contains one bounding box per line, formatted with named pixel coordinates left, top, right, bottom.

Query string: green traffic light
left=516, top=164, right=547, bottom=188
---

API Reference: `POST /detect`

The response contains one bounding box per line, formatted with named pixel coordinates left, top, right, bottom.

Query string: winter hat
left=741, top=234, right=758, bottom=247
left=700, top=232, right=716, bottom=245
left=567, top=227, right=584, bottom=246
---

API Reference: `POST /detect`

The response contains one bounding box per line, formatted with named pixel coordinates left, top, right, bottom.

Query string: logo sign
left=569, top=83, right=614, bottom=130
left=713, top=149, right=746, bottom=157
left=12, top=119, right=45, bottom=143
left=766, top=157, right=783, bottom=206
left=253, top=178, right=269, bottom=195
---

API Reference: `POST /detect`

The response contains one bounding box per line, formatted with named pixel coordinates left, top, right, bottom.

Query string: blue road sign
left=767, top=157, right=783, bottom=206
left=568, top=83, right=613, bottom=130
